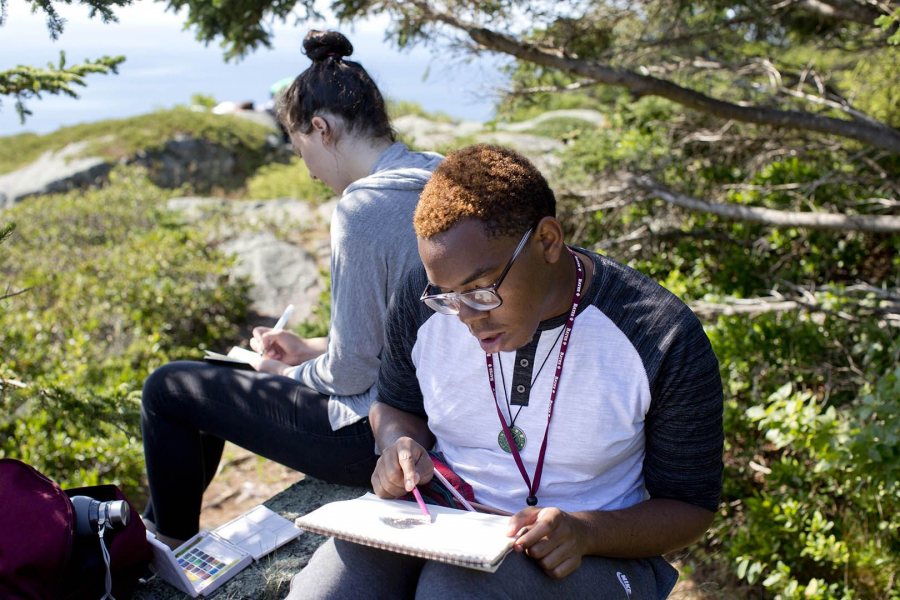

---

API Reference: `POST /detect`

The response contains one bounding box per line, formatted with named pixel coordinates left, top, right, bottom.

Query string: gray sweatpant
left=287, top=537, right=677, bottom=599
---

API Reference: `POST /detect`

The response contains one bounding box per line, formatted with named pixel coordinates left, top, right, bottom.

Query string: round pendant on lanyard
left=494, top=324, right=565, bottom=453
left=485, top=250, right=585, bottom=507
left=497, top=426, right=527, bottom=453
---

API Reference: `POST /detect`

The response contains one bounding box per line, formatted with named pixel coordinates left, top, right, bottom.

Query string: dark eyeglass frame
left=419, top=227, right=535, bottom=315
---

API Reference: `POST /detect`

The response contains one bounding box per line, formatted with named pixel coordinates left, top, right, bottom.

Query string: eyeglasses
left=420, top=227, right=534, bottom=315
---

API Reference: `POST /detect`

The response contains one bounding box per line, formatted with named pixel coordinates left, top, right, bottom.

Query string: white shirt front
left=412, top=306, right=652, bottom=514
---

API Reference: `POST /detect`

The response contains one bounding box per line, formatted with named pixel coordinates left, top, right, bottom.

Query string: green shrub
left=387, top=99, right=454, bottom=123
left=721, top=365, right=899, bottom=599
left=522, top=116, right=599, bottom=141
left=190, top=93, right=218, bottom=110
left=294, top=271, right=331, bottom=339
left=0, top=167, right=252, bottom=495
left=0, top=106, right=275, bottom=177
left=245, top=156, right=333, bottom=203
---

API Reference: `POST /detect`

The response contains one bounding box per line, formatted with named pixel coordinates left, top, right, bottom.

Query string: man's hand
left=250, top=328, right=326, bottom=365
left=371, top=437, right=434, bottom=498
left=508, top=506, right=589, bottom=580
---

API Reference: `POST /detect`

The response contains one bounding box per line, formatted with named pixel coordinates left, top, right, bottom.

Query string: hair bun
left=303, top=30, right=353, bottom=62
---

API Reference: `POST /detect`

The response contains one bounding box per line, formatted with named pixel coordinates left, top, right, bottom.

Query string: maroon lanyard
left=485, top=250, right=585, bottom=506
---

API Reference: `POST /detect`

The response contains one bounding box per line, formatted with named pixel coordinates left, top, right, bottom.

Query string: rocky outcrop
left=219, top=232, right=321, bottom=323
left=0, top=134, right=290, bottom=209
left=494, top=109, right=606, bottom=132
left=0, top=142, right=111, bottom=208
left=165, top=196, right=336, bottom=324
left=2, top=108, right=600, bottom=209
left=131, top=135, right=236, bottom=189
left=391, top=108, right=605, bottom=176
left=392, top=114, right=483, bottom=149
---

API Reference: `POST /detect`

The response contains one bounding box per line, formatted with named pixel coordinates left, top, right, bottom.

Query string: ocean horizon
left=0, top=3, right=509, bottom=137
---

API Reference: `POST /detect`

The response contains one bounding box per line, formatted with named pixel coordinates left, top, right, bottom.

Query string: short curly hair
left=413, top=144, right=555, bottom=240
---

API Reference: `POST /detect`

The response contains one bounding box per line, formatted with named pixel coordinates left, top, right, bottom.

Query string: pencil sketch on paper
left=380, top=516, right=427, bottom=529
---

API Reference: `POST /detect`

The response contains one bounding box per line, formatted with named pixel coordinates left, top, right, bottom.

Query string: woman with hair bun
left=140, top=29, right=442, bottom=549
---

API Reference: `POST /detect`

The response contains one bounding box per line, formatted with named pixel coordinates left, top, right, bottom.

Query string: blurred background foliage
left=0, top=167, right=252, bottom=491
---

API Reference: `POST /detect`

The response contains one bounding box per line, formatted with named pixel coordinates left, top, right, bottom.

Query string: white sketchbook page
left=226, top=346, right=262, bottom=362
left=214, top=505, right=302, bottom=560
left=202, top=347, right=260, bottom=370
left=204, top=346, right=260, bottom=362
left=295, top=493, right=514, bottom=563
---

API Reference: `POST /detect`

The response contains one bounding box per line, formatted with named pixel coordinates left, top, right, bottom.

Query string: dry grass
left=199, top=442, right=304, bottom=531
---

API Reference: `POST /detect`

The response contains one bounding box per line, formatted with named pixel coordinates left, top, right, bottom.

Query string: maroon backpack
left=0, top=458, right=151, bottom=599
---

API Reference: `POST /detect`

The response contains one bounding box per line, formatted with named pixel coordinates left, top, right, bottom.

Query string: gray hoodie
left=292, top=142, right=442, bottom=429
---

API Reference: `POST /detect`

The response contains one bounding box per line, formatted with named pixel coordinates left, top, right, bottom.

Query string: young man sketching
left=289, top=145, right=723, bottom=599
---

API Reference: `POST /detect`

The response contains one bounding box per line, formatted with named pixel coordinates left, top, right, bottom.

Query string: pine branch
left=399, top=0, right=900, bottom=153
left=0, top=52, right=125, bottom=123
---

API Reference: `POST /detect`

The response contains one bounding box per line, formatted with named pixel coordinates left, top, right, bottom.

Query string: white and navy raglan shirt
left=377, top=248, right=723, bottom=515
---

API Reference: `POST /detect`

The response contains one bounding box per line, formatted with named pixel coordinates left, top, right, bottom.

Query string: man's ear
left=535, top=217, right=566, bottom=264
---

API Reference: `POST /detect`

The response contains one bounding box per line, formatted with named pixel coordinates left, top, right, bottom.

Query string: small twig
left=202, top=489, right=241, bottom=511
left=0, top=286, right=31, bottom=301
left=0, top=378, right=27, bottom=389
left=508, top=80, right=599, bottom=96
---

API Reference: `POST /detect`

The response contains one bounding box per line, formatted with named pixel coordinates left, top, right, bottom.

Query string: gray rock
left=392, top=111, right=581, bottom=177
left=0, top=141, right=110, bottom=207
left=129, top=135, right=239, bottom=189
left=167, top=197, right=327, bottom=232
left=1, top=135, right=292, bottom=209
left=165, top=197, right=329, bottom=324
left=133, top=478, right=367, bottom=600
left=494, top=109, right=606, bottom=132
left=393, top=115, right=482, bottom=151
left=220, top=232, right=321, bottom=324
left=472, top=131, right=565, bottom=175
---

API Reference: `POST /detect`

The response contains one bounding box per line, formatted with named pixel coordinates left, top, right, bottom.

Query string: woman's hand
left=253, top=356, right=295, bottom=377
left=250, top=328, right=326, bottom=365
left=508, top=506, right=589, bottom=579
left=371, top=437, right=433, bottom=498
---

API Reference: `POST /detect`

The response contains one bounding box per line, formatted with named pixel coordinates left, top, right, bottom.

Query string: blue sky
left=0, top=2, right=509, bottom=136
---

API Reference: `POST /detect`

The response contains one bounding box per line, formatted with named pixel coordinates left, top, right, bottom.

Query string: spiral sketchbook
left=294, top=493, right=515, bottom=572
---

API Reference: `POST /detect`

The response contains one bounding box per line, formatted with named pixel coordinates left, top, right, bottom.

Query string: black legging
left=140, top=361, right=376, bottom=540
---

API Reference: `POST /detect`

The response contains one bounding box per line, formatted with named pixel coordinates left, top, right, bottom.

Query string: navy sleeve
left=643, top=310, right=724, bottom=512
left=588, top=252, right=724, bottom=513
left=375, top=265, right=432, bottom=419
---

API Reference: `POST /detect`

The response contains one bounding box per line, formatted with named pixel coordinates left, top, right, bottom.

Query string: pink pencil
left=411, top=486, right=432, bottom=523
left=431, top=468, right=476, bottom=512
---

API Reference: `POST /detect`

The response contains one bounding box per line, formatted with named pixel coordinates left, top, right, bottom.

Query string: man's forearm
left=573, top=498, right=714, bottom=558
left=369, top=400, right=435, bottom=453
